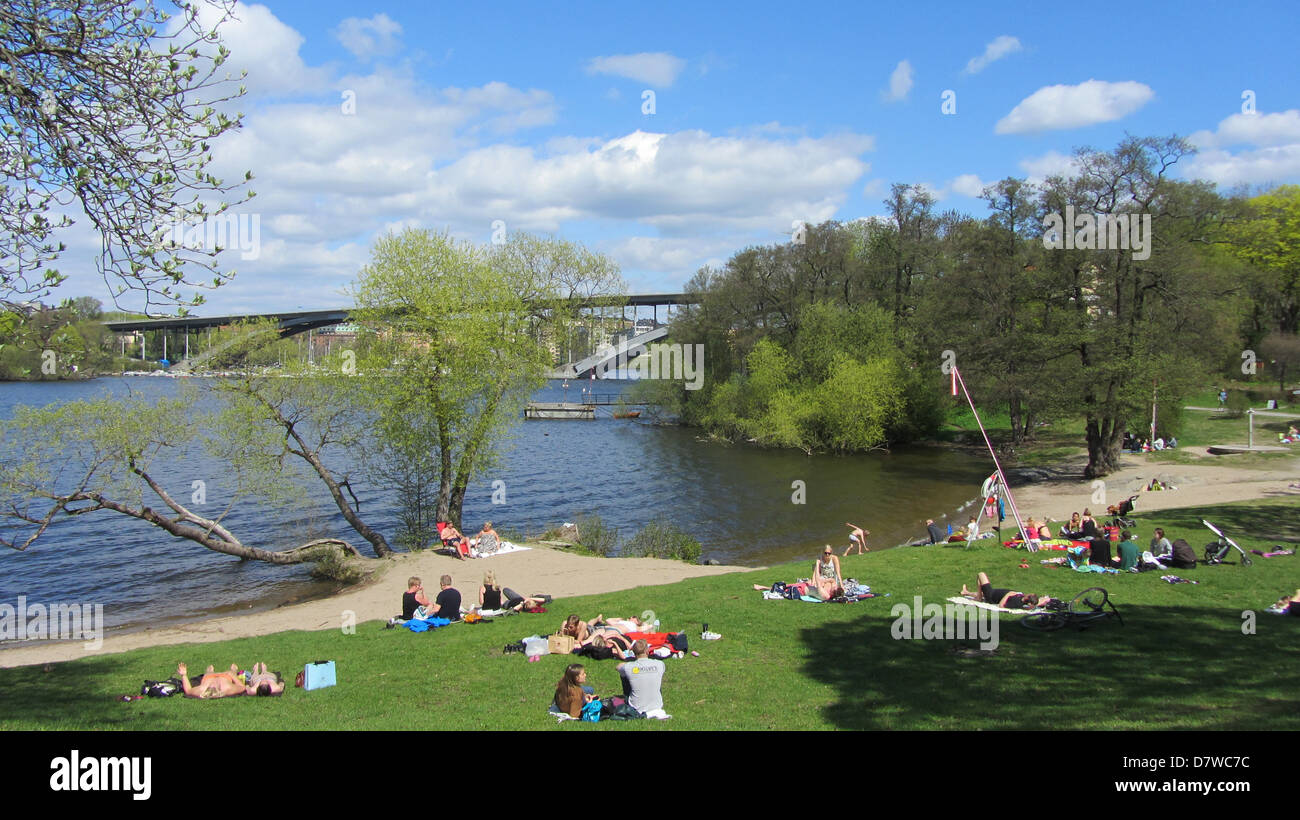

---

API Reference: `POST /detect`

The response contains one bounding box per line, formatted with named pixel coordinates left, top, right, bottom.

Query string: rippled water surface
left=0, top=377, right=992, bottom=635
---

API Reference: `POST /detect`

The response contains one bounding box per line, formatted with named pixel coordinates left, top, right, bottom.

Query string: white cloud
left=949, top=174, right=988, bottom=198
left=1188, top=110, right=1300, bottom=149
left=882, top=60, right=914, bottom=102
left=604, top=236, right=741, bottom=275
left=964, top=36, right=1022, bottom=74
left=1183, top=145, right=1300, bottom=186
left=187, top=1, right=330, bottom=97
left=995, top=80, right=1154, bottom=134
left=335, top=13, right=404, bottom=61
left=585, top=53, right=687, bottom=87
left=1019, top=150, right=1080, bottom=184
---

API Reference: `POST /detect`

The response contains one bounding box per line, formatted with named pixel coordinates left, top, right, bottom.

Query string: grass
left=2, top=498, right=1298, bottom=731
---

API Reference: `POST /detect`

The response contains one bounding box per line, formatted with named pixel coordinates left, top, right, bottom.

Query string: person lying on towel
left=960, top=571, right=1054, bottom=610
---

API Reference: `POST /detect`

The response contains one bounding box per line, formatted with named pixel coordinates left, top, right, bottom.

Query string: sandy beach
left=3, top=449, right=1296, bottom=670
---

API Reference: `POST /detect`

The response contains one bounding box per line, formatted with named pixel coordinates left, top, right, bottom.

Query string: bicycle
left=1020, top=587, right=1124, bottom=632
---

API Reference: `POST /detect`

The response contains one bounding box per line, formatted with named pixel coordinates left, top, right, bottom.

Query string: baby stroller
left=1202, top=519, right=1252, bottom=566
left=1107, top=495, right=1139, bottom=528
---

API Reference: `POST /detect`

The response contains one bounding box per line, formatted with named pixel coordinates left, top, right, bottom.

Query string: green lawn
left=2, top=498, right=1297, bottom=731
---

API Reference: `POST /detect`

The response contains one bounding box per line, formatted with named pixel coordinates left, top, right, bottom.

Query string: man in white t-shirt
left=618, top=639, right=665, bottom=714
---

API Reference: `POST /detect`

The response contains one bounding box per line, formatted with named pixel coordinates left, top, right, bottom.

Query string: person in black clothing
left=402, top=577, right=434, bottom=620
left=433, top=574, right=462, bottom=621
left=926, top=519, right=945, bottom=544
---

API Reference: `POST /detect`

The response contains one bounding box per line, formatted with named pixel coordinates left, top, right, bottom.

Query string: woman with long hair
left=554, top=663, right=594, bottom=718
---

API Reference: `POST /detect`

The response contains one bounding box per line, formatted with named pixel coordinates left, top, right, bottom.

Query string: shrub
left=622, top=519, right=702, bottom=564
left=574, top=513, right=620, bottom=557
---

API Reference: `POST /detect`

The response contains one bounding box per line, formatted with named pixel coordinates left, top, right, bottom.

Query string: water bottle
left=653, top=618, right=660, bottom=633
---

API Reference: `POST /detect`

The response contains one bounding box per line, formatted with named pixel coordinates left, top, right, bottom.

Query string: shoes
left=701, top=631, right=722, bottom=641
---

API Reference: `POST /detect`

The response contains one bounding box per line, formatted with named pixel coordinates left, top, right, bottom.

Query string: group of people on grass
left=400, top=571, right=547, bottom=623
left=553, top=639, right=666, bottom=719
left=172, top=662, right=285, bottom=699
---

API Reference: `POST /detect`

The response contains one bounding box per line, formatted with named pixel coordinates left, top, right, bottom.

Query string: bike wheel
left=1021, top=612, right=1068, bottom=632
left=1070, top=587, right=1109, bottom=615
left=1241, top=555, right=1253, bottom=567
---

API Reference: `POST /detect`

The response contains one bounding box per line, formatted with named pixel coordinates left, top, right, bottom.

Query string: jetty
left=524, top=402, right=594, bottom=420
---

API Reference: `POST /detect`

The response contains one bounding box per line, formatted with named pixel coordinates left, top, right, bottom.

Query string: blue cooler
left=303, top=660, right=336, bottom=691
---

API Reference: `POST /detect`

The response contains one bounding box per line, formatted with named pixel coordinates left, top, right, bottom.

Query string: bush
left=1224, top=390, right=1251, bottom=418
left=621, top=519, right=703, bottom=564
left=573, top=513, right=620, bottom=557
left=310, top=548, right=366, bottom=584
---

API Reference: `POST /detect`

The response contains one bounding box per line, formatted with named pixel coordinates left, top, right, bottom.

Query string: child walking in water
left=844, top=523, right=870, bottom=556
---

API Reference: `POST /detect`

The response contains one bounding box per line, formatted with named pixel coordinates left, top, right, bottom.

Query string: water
left=0, top=376, right=991, bottom=638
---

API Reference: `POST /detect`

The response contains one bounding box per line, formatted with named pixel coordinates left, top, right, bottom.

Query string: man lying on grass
left=176, top=662, right=285, bottom=698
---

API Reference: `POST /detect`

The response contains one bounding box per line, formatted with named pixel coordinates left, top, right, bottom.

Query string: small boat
left=612, top=410, right=641, bottom=419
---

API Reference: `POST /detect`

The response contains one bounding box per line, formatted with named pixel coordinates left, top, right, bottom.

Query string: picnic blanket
left=404, top=617, right=452, bottom=632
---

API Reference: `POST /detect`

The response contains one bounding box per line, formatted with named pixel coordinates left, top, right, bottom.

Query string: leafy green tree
left=1228, top=185, right=1300, bottom=336
left=0, top=0, right=253, bottom=310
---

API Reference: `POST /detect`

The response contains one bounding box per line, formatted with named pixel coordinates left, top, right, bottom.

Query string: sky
left=50, top=0, right=1300, bottom=315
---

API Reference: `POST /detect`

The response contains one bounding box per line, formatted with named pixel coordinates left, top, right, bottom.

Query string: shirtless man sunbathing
left=177, top=662, right=285, bottom=698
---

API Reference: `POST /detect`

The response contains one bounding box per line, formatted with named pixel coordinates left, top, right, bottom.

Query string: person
left=578, top=632, right=634, bottom=660
left=960, top=572, right=1053, bottom=610
left=402, top=576, right=434, bottom=620
left=1037, top=520, right=1053, bottom=540
left=478, top=570, right=544, bottom=613
left=560, top=614, right=600, bottom=644
left=618, top=639, right=665, bottom=715
left=554, top=663, right=595, bottom=718
left=1271, top=589, right=1300, bottom=617
left=1218, top=389, right=1228, bottom=410
left=438, top=523, right=471, bottom=560
left=844, top=522, right=870, bottom=556
left=965, top=516, right=980, bottom=544
left=432, top=574, right=462, bottom=621
left=475, top=521, right=502, bottom=556
left=1114, top=529, right=1140, bottom=571
left=925, top=519, right=944, bottom=545
left=246, top=662, right=285, bottom=696
left=176, top=663, right=247, bottom=699
left=813, top=545, right=843, bottom=600
left=1060, top=512, right=1083, bottom=538
left=1149, top=528, right=1173, bottom=560
left=1167, top=537, right=1198, bottom=570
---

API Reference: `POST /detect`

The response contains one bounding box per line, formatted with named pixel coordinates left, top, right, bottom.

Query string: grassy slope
left=2, top=498, right=1297, bottom=731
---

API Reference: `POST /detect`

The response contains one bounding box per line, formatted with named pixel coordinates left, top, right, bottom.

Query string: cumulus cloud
left=883, top=60, right=914, bottom=102
left=949, top=174, right=989, bottom=198
left=995, top=80, right=1154, bottom=134
left=187, top=1, right=330, bottom=97
left=335, top=13, right=403, bottom=61
left=964, top=36, right=1022, bottom=74
left=1018, top=150, right=1081, bottom=184
left=1183, top=110, right=1300, bottom=186
left=585, top=53, right=687, bottom=87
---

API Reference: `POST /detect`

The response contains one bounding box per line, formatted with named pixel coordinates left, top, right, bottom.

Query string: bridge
left=102, top=293, right=695, bottom=370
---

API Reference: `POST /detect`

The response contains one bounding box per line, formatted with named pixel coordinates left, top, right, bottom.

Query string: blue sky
left=56, top=0, right=1300, bottom=314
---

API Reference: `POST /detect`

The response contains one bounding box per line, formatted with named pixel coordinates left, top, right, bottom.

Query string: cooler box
left=303, top=660, right=336, bottom=691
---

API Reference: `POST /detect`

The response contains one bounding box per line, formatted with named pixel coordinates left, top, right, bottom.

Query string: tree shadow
left=800, top=602, right=1300, bottom=730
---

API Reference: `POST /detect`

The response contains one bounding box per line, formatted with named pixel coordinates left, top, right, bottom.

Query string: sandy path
left=1004, top=454, right=1300, bottom=530
left=0, top=546, right=753, bottom=669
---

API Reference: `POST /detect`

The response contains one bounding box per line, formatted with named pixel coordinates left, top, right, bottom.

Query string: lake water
left=0, top=376, right=993, bottom=638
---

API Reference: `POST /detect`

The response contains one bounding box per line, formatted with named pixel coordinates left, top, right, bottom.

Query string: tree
left=0, top=390, right=364, bottom=564
left=1228, top=185, right=1300, bottom=336
left=353, top=229, right=625, bottom=528
left=0, top=0, right=253, bottom=311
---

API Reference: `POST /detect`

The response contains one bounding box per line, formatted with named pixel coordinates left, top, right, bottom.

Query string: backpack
left=141, top=678, right=183, bottom=698
left=580, top=699, right=603, bottom=722
left=601, top=695, right=644, bottom=721
left=667, top=633, right=688, bottom=652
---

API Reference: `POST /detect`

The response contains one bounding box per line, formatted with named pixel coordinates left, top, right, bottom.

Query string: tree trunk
left=1084, top=415, right=1123, bottom=478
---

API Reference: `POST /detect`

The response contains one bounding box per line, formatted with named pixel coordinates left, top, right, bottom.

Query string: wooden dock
left=524, top=402, right=595, bottom=420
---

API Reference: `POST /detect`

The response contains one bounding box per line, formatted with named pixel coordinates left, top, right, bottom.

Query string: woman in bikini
left=814, top=546, right=844, bottom=600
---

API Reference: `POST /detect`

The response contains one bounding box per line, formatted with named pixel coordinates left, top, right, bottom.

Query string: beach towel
left=947, top=596, right=1047, bottom=615
left=404, top=617, right=452, bottom=632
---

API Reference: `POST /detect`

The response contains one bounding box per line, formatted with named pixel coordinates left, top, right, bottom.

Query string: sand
left=3, top=449, right=1296, bottom=670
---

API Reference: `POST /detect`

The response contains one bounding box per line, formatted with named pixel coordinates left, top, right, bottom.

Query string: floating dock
left=524, top=402, right=595, bottom=420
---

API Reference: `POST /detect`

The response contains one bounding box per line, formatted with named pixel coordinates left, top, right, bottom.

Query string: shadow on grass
left=801, top=601, right=1300, bottom=730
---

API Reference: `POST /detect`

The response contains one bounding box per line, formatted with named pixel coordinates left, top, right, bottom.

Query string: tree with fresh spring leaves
left=0, top=0, right=254, bottom=311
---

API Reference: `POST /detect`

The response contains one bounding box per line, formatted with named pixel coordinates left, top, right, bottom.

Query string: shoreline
left=2, top=449, right=1296, bottom=670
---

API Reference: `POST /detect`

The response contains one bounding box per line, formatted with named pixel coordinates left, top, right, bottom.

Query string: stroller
left=1107, top=495, right=1139, bottom=528
left=1202, top=519, right=1253, bottom=567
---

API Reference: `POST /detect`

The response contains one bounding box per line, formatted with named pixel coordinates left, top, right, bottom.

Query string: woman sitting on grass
left=960, top=572, right=1053, bottom=610
left=553, top=663, right=596, bottom=718
left=479, top=570, right=545, bottom=613
left=813, top=546, right=844, bottom=600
